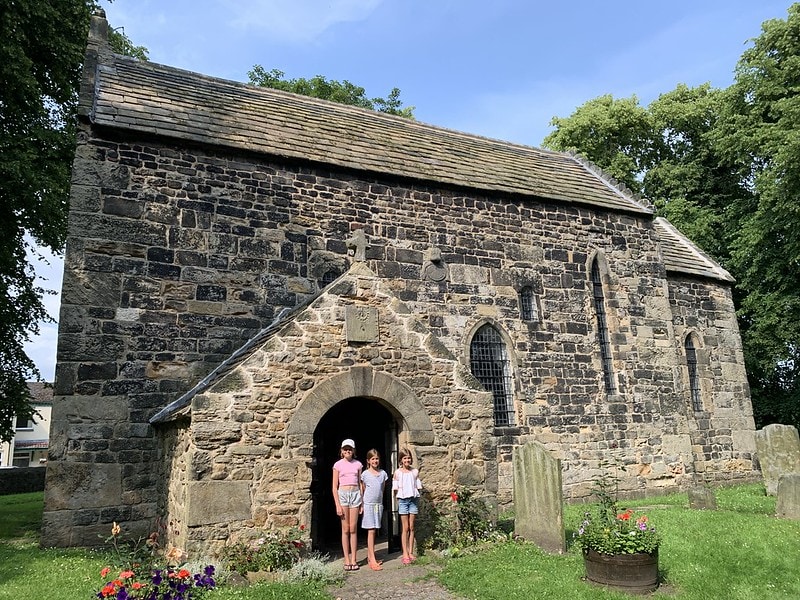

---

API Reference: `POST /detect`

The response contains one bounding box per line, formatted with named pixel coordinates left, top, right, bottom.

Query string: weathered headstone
left=755, top=424, right=800, bottom=495
left=776, top=474, right=800, bottom=520
left=687, top=486, right=717, bottom=510
left=513, top=441, right=565, bottom=553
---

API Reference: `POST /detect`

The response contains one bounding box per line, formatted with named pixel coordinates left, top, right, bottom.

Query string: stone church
left=42, top=13, right=758, bottom=556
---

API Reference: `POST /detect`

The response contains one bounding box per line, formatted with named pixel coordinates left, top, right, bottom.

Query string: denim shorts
left=397, top=497, right=419, bottom=515
left=338, top=489, right=362, bottom=508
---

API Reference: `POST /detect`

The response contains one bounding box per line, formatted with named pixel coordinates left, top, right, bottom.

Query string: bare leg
left=340, top=511, right=350, bottom=568
left=346, top=506, right=360, bottom=567
left=400, top=514, right=411, bottom=561
left=367, top=528, right=377, bottom=563
left=407, top=513, right=416, bottom=560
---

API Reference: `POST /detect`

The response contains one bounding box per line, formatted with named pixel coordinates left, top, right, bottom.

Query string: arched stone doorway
left=286, top=367, right=435, bottom=552
left=311, top=397, right=398, bottom=551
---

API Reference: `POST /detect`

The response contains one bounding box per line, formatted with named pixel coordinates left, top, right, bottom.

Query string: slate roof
left=653, top=218, right=734, bottom=283
left=86, top=55, right=653, bottom=215
left=83, top=18, right=731, bottom=284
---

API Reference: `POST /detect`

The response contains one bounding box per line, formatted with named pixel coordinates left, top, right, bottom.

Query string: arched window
left=685, top=334, right=702, bottom=411
left=590, top=258, right=616, bottom=394
left=470, top=324, right=515, bottom=426
left=519, top=286, right=537, bottom=322
left=319, top=270, right=338, bottom=289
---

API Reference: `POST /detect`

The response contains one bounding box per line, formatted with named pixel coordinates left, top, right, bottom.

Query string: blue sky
left=26, top=0, right=794, bottom=380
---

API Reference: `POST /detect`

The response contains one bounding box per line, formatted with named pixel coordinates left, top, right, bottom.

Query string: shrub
left=283, top=554, right=344, bottom=585
left=218, top=526, right=309, bottom=574
left=425, top=486, right=505, bottom=552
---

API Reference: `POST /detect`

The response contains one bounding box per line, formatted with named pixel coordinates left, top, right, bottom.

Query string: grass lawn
left=2, top=484, right=799, bottom=599
left=437, top=484, right=800, bottom=599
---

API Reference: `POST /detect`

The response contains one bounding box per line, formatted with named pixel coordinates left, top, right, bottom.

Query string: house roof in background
left=26, top=382, right=53, bottom=406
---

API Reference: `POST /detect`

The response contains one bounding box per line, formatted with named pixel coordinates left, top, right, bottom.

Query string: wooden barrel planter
left=583, top=549, right=659, bottom=594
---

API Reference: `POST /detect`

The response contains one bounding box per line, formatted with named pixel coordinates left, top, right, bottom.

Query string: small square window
left=519, top=286, right=537, bottom=322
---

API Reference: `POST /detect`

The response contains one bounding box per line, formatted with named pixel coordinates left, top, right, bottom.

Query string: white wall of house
left=0, top=404, right=51, bottom=468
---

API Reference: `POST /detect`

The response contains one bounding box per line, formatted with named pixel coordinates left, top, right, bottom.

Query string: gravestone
left=755, top=424, right=800, bottom=495
left=513, top=441, right=566, bottom=554
left=776, top=474, right=800, bottom=520
left=687, top=486, right=717, bottom=510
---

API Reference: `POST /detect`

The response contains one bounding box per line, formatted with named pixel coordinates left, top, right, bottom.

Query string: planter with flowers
left=573, top=469, right=661, bottom=594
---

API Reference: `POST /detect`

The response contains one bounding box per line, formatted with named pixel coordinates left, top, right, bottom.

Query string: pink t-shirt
left=333, top=458, right=363, bottom=487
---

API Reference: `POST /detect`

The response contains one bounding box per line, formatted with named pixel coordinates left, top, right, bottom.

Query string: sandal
left=402, top=557, right=411, bottom=565
left=351, top=563, right=360, bottom=571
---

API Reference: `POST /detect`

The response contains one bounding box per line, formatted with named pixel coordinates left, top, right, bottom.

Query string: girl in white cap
left=333, top=438, right=363, bottom=571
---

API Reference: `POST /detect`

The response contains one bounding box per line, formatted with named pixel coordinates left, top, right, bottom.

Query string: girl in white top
left=392, top=447, right=422, bottom=565
left=360, top=448, right=388, bottom=571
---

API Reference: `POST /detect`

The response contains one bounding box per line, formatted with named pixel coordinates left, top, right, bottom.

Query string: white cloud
left=221, top=0, right=383, bottom=42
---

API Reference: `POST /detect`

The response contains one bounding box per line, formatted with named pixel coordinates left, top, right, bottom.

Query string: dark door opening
left=311, top=397, right=398, bottom=553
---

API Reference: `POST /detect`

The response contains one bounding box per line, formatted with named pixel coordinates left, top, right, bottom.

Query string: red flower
left=178, top=568, right=191, bottom=579
left=300, top=524, right=305, bottom=531
left=132, top=582, right=144, bottom=590
left=100, top=583, right=115, bottom=597
left=617, top=509, right=633, bottom=521
left=100, top=567, right=111, bottom=578
left=119, top=570, right=135, bottom=579
left=450, top=492, right=459, bottom=503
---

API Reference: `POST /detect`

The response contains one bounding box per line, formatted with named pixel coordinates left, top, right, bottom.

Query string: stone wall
left=169, top=264, right=495, bottom=554
left=43, top=124, right=758, bottom=547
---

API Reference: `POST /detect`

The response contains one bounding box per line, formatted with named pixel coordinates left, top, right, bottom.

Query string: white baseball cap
left=341, top=438, right=355, bottom=449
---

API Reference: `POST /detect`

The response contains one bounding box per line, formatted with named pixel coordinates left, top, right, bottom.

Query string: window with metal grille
left=685, top=335, right=702, bottom=411
left=590, top=259, right=616, bottom=394
left=320, top=270, right=338, bottom=289
left=470, top=324, right=515, bottom=426
left=519, top=286, right=536, bottom=321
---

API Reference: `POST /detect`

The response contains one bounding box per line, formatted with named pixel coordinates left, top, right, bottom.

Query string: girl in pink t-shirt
left=333, top=438, right=363, bottom=571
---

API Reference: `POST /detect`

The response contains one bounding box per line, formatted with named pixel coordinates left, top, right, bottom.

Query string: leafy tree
left=0, top=1, right=146, bottom=442
left=543, top=5, right=800, bottom=431
left=544, top=94, right=654, bottom=196
left=248, top=65, right=415, bottom=119
left=716, top=4, right=800, bottom=429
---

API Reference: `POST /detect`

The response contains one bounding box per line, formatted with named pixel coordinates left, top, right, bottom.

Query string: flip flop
left=351, top=563, right=360, bottom=571
left=402, top=557, right=411, bottom=565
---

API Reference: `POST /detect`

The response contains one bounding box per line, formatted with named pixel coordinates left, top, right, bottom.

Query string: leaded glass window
left=685, top=335, right=702, bottom=411
left=591, top=259, right=616, bottom=394
left=519, top=286, right=536, bottom=321
left=470, top=324, right=515, bottom=426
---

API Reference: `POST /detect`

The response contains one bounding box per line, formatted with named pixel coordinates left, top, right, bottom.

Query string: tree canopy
left=0, top=1, right=147, bottom=441
left=544, top=4, right=800, bottom=430
left=248, top=65, right=415, bottom=119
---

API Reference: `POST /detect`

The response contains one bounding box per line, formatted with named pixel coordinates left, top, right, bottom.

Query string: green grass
left=437, top=484, right=800, bottom=600
left=0, top=492, right=43, bottom=540
left=2, top=485, right=799, bottom=599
